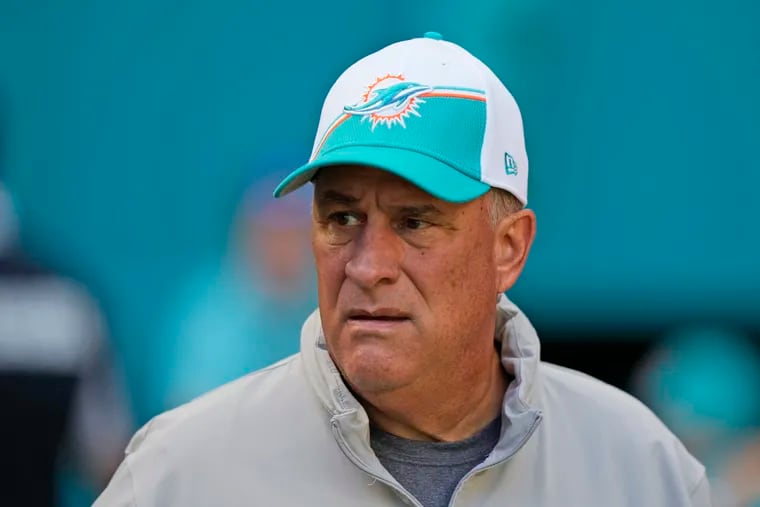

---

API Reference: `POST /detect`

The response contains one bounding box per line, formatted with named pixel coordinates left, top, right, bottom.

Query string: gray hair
left=488, top=188, right=523, bottom=226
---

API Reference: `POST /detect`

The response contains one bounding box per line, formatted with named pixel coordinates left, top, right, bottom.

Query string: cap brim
left=273, top=146, right=490, bottom=203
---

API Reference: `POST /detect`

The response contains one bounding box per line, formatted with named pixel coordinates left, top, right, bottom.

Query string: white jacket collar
left=300, top=294, right=543, bottom=464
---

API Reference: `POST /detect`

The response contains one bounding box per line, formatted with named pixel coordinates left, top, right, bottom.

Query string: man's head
left=239, top=173, right=313, bottom=292
left=274, top=33, right=535, bottom=396
left=310, top=166, right=533, bottom=395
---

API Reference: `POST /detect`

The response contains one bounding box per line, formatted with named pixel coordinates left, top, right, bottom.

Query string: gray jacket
left=95, top=296, right=711, bottom=506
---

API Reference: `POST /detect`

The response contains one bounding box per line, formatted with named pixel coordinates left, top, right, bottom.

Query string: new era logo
left=504, top=153, right=518, bottom=175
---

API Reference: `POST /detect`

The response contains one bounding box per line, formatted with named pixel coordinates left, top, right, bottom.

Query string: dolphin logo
left=344, top=82, right=432, bottom=117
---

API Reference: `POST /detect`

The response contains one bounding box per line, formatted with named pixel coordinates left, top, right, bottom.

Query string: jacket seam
left=124, top=453, right=139, bottom=507
left=507, top=317, right=531, bottom=412
left=687, top=470, right=708, bottom=498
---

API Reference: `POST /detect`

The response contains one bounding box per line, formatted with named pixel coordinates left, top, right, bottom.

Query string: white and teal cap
left=273, top=32, right=529, bottom=205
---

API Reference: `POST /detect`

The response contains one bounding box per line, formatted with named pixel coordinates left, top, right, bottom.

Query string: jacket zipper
left=446, top=414, right=543, bottom=507
left=331, top=420, right=425, bottom=507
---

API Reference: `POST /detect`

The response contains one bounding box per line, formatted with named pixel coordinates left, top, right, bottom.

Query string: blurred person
left=96, top=33, right=710, bottom=506
left=0, top=183, right=133, bottom=506
left=632, top=326, right=760, bottom=506
left=157, top=154, right=316, bottom=409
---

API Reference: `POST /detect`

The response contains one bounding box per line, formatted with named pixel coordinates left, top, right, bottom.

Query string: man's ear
left=493, top=209, right=536, bottom=294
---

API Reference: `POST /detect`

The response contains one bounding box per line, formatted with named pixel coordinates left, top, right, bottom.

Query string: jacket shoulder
left=536, top=361, right=706, bottom=496
left=539, top=362, right=656, bottom=417
left=537, top=360, right=683, bottom=439
left=97, top=353, right=358, bottom=506
left=126, top=354, right=308, bottom=455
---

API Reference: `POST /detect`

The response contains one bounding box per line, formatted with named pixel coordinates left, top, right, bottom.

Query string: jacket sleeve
left=689, top=474, right=713, bottom=507
left=92, top=457, right=137, bottom=507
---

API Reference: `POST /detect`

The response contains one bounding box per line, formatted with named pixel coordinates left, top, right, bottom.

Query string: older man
left=95, top=33, right=711, bottom=506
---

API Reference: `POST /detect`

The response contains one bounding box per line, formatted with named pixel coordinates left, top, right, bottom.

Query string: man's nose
left=344, top=221, right=403, bottom=289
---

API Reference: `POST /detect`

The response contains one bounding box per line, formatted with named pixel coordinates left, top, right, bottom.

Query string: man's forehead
left=313, top=165, right=437, bottom=202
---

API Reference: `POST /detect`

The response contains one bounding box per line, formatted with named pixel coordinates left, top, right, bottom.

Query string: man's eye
left=403, top=218, right=429, bottom=230
left=329, top=212, right=361, bottom=226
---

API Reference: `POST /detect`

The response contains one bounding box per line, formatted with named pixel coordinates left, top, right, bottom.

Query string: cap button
left=423, top=31, right=443, bottom=40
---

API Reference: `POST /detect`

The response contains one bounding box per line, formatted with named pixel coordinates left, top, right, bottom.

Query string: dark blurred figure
left=156, top=151, right=317, bottom=410
left=632, top=325, right=760, bottom=507
left=0, top=183, right=134, bottom=506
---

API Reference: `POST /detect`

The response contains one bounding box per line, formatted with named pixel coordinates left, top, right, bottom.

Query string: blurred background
left=0, top=1, right=758, bottom=505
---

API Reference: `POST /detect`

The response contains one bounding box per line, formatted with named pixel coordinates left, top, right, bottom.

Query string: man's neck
left=359, top=349, right=508, bottom=442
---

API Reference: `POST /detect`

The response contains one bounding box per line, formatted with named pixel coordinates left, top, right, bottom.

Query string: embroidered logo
left=343, top=74, right=431, bottom=130
left=504, top=152, right=518, bottom=175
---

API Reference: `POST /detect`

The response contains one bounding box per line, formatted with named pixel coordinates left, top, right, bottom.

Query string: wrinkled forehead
left=313, top=165, right=445, bottom=204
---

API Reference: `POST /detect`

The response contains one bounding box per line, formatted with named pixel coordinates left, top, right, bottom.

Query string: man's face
left=312, top=165, right=501, bottom=396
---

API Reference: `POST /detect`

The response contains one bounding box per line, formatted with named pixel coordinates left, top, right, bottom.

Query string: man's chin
left=340, top=359, right=413, bottom=397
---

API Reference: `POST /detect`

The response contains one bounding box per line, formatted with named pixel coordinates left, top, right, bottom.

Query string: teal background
left=1, top=0, right=759, bottom=424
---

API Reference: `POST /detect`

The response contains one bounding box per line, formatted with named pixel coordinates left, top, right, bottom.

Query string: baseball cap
left=273, top=32, right=529, bottom=205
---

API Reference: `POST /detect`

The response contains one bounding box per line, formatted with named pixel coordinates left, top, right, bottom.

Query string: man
left=0, top=182, right=133, bottom=506
left=632, top=325, right=760, bottom=506
left=95, top=33, right=711, bottom=506
left=157, top=161, right=316, bottom=411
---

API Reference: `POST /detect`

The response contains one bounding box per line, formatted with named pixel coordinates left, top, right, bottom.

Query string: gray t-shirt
left=370, top=417, right=501, bottom=507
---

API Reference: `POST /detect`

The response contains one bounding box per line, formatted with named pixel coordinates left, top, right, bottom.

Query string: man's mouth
left=347, top=309, right=410, bottom=322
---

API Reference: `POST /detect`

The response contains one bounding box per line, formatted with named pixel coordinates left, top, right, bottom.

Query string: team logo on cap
left=343, top=74, right=431, bottom=130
